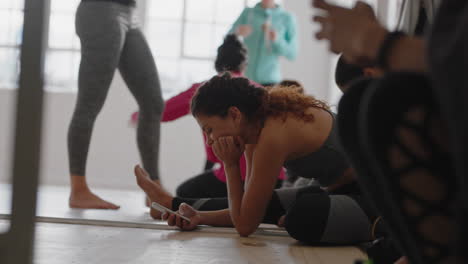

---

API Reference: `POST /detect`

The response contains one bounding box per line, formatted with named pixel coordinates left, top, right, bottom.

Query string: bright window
left=45, top=0, right=81, bottom=92
left=0, top=0, right=24, bottom=89
left=145, top=0, right=260, bottom=98
left=0, top=0, right=81, bottom=92
left=0, top=0, right=282, bottom=96
left=386, top=0, right=405, bottom=30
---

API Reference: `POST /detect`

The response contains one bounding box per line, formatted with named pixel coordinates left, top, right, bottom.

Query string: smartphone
left=151, top=201, right=191, bottom=223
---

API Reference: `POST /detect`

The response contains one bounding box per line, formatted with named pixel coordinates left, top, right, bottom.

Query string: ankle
left=70, top=175, right=91, bottom=193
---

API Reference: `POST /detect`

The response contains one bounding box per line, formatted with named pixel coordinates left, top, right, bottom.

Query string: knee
left=151, top=96, right=165, bottom=115
left=284, top=193, right=330, bottom=244
left=175, top=180, right=198, bottom=198
left=154, top=96, right=165, bottom=114
left=71, top=104, right=101, bottom=126
left=175, top=183, right=189, bottom=198
left=140, top=98, right=164, bottom=120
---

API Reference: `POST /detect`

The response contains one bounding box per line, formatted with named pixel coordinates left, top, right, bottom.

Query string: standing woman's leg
left=68, top=2, right=127, bottom=209
left=118, top=26, right=164, bottom=183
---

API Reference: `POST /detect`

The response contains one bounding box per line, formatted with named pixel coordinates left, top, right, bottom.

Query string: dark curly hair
left=191, top=73, right=329, bottom=123
left=214, top=34, right=248, bottom=73
left=272, top=79, right=304, bottom=94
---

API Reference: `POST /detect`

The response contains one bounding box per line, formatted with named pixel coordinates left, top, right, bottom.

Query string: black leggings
left=176, top=169, right=284, bottom=199
left=176, top=170, right=229, bottom=198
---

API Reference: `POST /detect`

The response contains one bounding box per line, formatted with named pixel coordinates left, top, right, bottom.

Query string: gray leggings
left=68, top=1, right=164, bottom=180
left=174, top=181, right=373, bottom=245
left=277, top=185, right=372, bottom=244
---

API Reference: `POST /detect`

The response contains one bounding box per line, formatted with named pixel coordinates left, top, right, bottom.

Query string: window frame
left=143, top=0, right=255, bottom=61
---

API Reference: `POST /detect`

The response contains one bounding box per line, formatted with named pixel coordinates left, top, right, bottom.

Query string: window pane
left=0, top=10, right=23, bottom=46
left=0, top=48, right=19, bottom=89
left=146, top=20, right=182, bottom=58
left=158, top=58, right=179, bottom=84
left=0, top=11, right=12, bottom=44
left=180, top=59, right=215, bottom=85
left=0, top=0, right=18, bottom=10
left=186, top=0, right=215, bottom=23
left=387, top=0, right=404, bottom=30
left=45, top=51, right=79, bottom=92
left=11, top=10, right=23, bottom=45
left=246, top=0, right=283, bottom=7
left=158, top=59, right=216, bottom=98
left=156, top=58, right=183, bottom=98
left=0, top=0, right=11, bottom=9
left=10, top=0, right=25, bottom=10
left=246, top=0, right=258, bottom=7
left=183, top=23, right=213, bottom=58
left=147, top=0, right=183, bottom=20
left=330, top=0, right=376, bottom=9
left=213, top=24, right=231, bottom=56
left=214, top=0, right=245, bottom=24
left=51, top=0, right=80, bottom=13
left=49, top=13, right=77, bottom=49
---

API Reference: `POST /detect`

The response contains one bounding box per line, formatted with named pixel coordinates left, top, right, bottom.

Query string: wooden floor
left=0, top=184, right=367, bottom=263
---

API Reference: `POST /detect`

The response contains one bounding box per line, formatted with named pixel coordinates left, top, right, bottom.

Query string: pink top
left=131, top=73, right=286, bottom=183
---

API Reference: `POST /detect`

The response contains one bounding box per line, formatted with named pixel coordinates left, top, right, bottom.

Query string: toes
left=108, top=203, right=120, bottom=210
left=135, top=165, right=149, bottom=178
left=150, top=208, right=161, bottom=220
left=98, top=201, right=120, bottom=210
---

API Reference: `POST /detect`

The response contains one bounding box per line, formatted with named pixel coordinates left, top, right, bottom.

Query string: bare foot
left=145, top=179, right=163, bottom=207
left=134, top=165, right=173, bottom=219
left=145, top=196, right=151, bottom=207
left=69, top=189, right=120, bottom=209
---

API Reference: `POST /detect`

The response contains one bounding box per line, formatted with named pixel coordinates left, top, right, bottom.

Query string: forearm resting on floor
left=199, top=209, right=233, bottom=227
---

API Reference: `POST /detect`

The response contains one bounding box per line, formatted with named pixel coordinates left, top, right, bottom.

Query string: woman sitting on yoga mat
left=135, top=73, right=376, bottom=244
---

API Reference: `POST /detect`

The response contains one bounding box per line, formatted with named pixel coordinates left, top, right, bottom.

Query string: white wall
left=282, top=0, right=334, bottom=102
left=0, top=0, right=334, bottom=194
left=0, top=75, right=205, bottom=193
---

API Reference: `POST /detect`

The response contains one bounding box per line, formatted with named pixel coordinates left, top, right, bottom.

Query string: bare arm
left=223, top=163, right=246, bottom=230
left=211, top=134, right=286, bottom=237
left=243, top=145, right=254, bottom=187
left=312, top=0, right=428, bottom=72
left=357, top=24, right=427, bottom=72
left=227, top=136, right=286, bottom=236
left=199, top=209, right=233, bottom=227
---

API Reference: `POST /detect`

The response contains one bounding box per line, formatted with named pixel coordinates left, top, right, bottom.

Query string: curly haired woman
left=135, top=73, right=376, bottom=244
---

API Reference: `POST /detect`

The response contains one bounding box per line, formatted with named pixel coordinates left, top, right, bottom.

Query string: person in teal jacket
left=229, top=0, right=297, bottom=86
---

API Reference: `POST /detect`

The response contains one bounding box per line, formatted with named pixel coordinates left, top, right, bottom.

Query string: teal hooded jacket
left=229, top=3, right=297, bottom=84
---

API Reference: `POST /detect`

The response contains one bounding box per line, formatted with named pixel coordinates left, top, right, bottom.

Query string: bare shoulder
left=254, top=118, right=291, bottom=156
left=257, top=110, right=334, bottom=159
left=260, top=117, right=289, bottom=142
